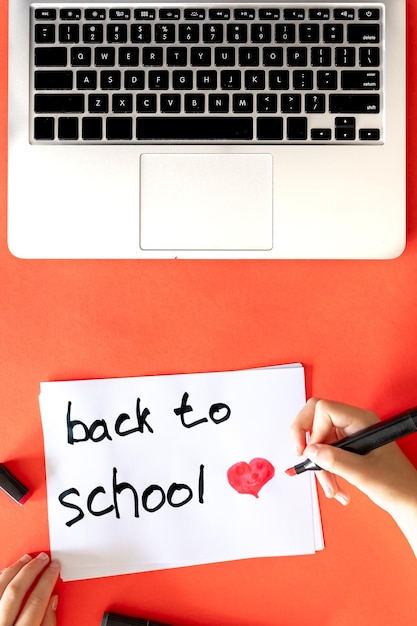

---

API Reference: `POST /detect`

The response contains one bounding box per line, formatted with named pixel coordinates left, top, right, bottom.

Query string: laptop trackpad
left=139, top=153, right=273, bottom=250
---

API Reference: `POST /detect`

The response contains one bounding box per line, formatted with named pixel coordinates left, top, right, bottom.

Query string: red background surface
left=1, top=2, right=417, bottom=624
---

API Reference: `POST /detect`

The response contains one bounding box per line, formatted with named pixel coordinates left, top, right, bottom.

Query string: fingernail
left=51, top=595, right=59, bottom=611
left=37, top=552, right=49, bottom=560
left=304, top=443, right=319, bottom=460
left=49, top=559, right=60, bottom=569
left=334, top=493, right=349, bottom=506
left=20, top=554, right=32, bottom=564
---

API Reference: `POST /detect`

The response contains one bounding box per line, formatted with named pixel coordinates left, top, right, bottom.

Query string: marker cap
left=101, top=612, right=169, bottom=626
left=0, top=464, right=30, bottom=504
left=101, top=613, right=147, bottom=626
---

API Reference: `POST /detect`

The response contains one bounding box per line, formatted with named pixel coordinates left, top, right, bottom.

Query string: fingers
left=290, top=399, right=381, bottom=506
left=40, top=594, right=58, bottom=626
left=290, top=398, right=380, bottom=451
left=0, top=553, right=60, bottom=626
left=0, top=554, right=33, bottom=598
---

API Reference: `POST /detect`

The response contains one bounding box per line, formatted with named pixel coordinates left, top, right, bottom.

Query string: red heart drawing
left=227, top=458, right=275, bottom=498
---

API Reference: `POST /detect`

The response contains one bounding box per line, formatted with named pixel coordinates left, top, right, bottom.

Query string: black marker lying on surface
left=0, top=463, right=30, bottom=504
left=285, top=407, right=417, bottom=476
left=101, top=612, right=173, bottom=626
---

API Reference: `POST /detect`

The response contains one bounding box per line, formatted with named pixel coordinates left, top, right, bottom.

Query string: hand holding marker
left=286, top=407, right=417, bottom=475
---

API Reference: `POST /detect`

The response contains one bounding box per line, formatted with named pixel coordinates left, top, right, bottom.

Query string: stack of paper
left=39, top=364, right=323, bottom=582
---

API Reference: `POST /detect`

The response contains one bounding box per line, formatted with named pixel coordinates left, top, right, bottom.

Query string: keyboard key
left=317, top=70, right=337, bottom=89
left=359, top=9, right=380, bottom=20
left=34, top=117, right=55, bottom=140
left=149, top=70, right=169, bottom=89
left=221, top=70, right=241, bottom=89
left=173, top=70, right=193, bottom=89
left=334, top=9, right=355, bottom=20
left=259, top=9, right=280, bottom=20
left=106, top=117, right=133, bottom=140
left=35, top=71, right=73, bottom=90
left=299, top=24, right=319, bottom=43
left=77, top=71, right=97, bottom=89
left=257, top=117, right=283, bottom=140
left=257, top=94, right=277, bottom=113
left=180, top=24, right=200, bottom=43
left=305, top=94, right=325, bottom=113
left=155, top=24, right=176, bottom=43
left=359, top=47, right=380, bottom=66
left=110, top=9, right=131, bottom=20
left=329, top=94, right=380, bottom=113
left=235, top=9, right=255, bottom=20
left=359, top=128, right=380, bottom=140
left=83, top=24, right=103, bottom=42
left=137, top=94, right=157, bottom=112
left=85, top=9, right=106, bottom=20
left=35, top=47, right=67, bottom=66
left=309, top=9, right=329, bottom=20
left=35, top=94, right=84, bottom=113
left=275, top=24, right=295, bottom=43
left=287, top=47, right=308, bottom=66
left=35, top=24, right=55, bottom=43
left=71, top=47, right=92, bottom=66
left=134, top=9, right=156, bottom=20
left=88, top=94, right=109, bottom=112
left=287, top=117, right=307, bottom=140
left=107, top=24, right=127, bottom=42
left=185, top=94, right=205, bottom=112
left=269, top=70, right=289, bottom=90
left=209, top=9, right=230, bottom=20
left=60, top=9, right=81, bottom=20
left=203, top=24, right=223, bottom=43
left=347, top=24, right=379, bottom=43
left=184, top=9, right=206, bottom=20
left=281, top=94, right=301, bottom=113
left=341, top=70, right=379, bottom=89
left=119, top=47, right=140, bottom=66
left=251, top=24, right=271, bottom=42
left=161, top=94, right=181, bottom=112
left=58, top=117, right=78, bottom=140
left=124, top=71, right=145, bottom=89
left=159, top=9, right=180, bottom=20
left=112, top=94, right=133, bottom=113
left=284, top=9, right=305, bottom=20
left=323, top=24, right=343, bottom=43
left=311, top=128, right=331, bottom=140
left=59, top=24, right=79, bottom=43
left=143, top=47, right=163, bottom=66
left=335, top=47, right=356, bottom=66
left=208, top=94, right=229, bottom=112
left=136, top=117, right=253, bottom=140
left=233, top=94, right=253, bottom=112
left=35, top=9, right=56, bottom=20
left=215, top=47, right=235, bottom=66
left=263, top=47, right=284, bottom=66
left=95, top=47, right=116, bottom=66
left=131, top=24, right=151, bottom=43
left=100, top=70, right=121, bottom=89
left=167, top=47, right=188, bottom=66
left=82, top=117, right=103, bottom=140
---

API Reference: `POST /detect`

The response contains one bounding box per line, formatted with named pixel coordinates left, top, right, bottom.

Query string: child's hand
left=0, top=552, right=60, bottom=626
left=290, top=399, right=417, bottom=556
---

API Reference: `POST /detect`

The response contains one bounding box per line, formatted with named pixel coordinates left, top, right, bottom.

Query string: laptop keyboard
left=31, top=3, right=384, bottom=144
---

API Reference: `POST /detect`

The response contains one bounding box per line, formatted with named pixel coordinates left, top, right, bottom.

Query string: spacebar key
left=136, top=117, right=253, bottom=140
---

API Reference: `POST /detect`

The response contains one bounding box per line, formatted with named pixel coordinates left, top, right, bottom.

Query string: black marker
left=0, top=464, right=30, bottom=504
left=101, top=612, right=173, bottom=626
left=285, top=407, right=417, bottom=476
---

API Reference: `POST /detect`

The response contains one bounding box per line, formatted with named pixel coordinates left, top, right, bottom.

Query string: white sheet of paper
left=39, top=364, right=323, bottom=581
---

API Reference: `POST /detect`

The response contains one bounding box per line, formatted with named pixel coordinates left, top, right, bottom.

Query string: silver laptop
left=8, top=0, right=405, bottom=259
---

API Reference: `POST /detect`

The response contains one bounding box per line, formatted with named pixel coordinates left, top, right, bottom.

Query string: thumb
left=304, top=442, right=368, bottom=486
